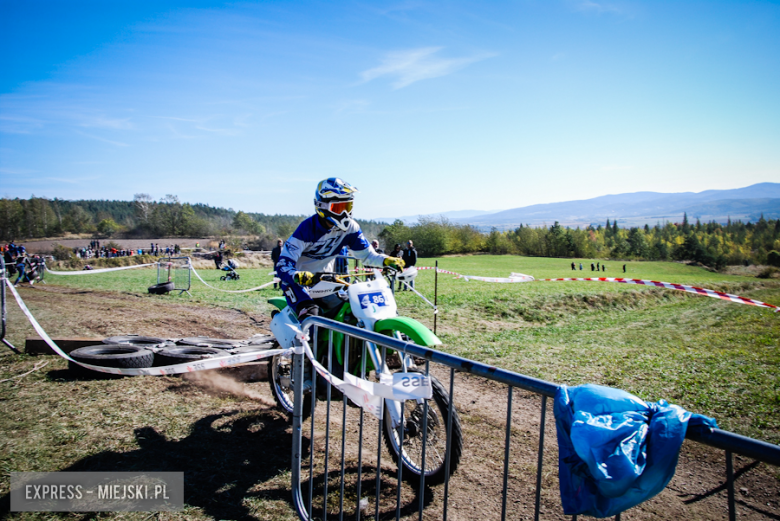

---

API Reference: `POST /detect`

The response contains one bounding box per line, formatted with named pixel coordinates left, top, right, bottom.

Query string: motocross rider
left=276, top=178, right=405, bottom=321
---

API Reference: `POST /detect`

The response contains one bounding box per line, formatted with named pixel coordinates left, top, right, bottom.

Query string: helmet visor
left=328, top=200, right=353, bottom=215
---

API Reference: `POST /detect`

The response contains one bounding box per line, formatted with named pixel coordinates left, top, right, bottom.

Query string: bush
left=51, top=243, right=73, bottom=261
left=767, top=250, right=780, bottom=267
left=757, top=267, right=780, bottom=279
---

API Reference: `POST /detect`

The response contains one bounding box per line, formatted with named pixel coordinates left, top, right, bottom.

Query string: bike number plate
left=358, top=291, right=388, bottom=309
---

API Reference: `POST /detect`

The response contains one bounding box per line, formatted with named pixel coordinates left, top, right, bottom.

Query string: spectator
left=603, top=264, right=607, bottom=272
left=390, top=244, right=403, bottom=258
left=14, top=254, right=28, bottom=286
left=401, top=240, right=418, bottom=291
left=335, top=246, right=349, bottom=275
left=571, top=262, right=575, bottom=271
left=579, top=263, right=583, bottom=271
left=623, top=264, right=626, bottom=273
left=4, top=248, right=16, bottom=277
left=591, top=263, right=595, bottom=271
left=271, top=238, right=283, bottom=289
left=597, top=262, right=600, bottom=271
left=214, top=250, right=223, bottom=269
left=371, top=240, right=383, bottom=254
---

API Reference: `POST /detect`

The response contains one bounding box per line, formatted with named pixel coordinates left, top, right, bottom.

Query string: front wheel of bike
left=383, top=371, right=462, bottom=486
left=269, top=353, right=311, bottom=421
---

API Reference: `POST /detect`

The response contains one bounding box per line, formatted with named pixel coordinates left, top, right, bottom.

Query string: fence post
left=0, top=256, right=20, bottom=354
left=291, top=341, right=308, bottom=519
left=434, top=260, right=438, bottom=335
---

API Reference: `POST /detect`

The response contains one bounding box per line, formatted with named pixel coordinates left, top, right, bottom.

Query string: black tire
left=269, top=353, right=311, bottom=421
left=230, top=345, right=272, bottom=355
left=69, top=344, right=155, bottom=376
left=148, top=282, right=174, bottom=294
left=220, top=276, right=226, bottom=281
left=154, top=346, right=225, bottom=367
left=177, top=337, right=244, bottom=349
left=383, top=371, right=463, bottom=486
left=103, top=335, right=169, bottom=347
left=247, top=334, right=275, bottom=346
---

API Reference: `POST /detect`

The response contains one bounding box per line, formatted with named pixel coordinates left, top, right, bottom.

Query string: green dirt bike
left=268, top=267, right=462, bottom=485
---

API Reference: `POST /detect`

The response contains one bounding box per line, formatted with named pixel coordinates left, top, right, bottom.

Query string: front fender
left=374, top=317, right=442, bottom=347
left=268, top=297, right=287, bottom=311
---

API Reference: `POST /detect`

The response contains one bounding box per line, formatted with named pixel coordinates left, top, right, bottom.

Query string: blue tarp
left=554, top=384, right=717, bottom=518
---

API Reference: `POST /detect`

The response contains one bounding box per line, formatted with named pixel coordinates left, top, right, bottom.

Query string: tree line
left=3, top=195, right=778, bottom=266
left=379, top=214, right=780, bottom=268
left=0, top=195, right=386, bottom=250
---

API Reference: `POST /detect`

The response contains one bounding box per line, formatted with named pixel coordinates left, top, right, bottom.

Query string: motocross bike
left=268, top=267, right=462, bottom=485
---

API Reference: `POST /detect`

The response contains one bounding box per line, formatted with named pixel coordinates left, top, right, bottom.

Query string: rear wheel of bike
left=383, top=371, right=463, bottom=486
left=269, top=353, right=311, bottom=420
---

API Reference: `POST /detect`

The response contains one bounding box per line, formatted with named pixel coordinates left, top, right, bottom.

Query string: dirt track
left=3, top=285, right=779, bottom=520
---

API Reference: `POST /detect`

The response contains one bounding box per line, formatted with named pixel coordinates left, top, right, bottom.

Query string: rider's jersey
left=277, top=215, right=385, bottom=306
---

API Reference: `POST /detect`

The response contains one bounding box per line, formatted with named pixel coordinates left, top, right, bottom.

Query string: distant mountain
left=451, top=183, right=780, bottom=229
left=375, top=209, right=503, bottom=225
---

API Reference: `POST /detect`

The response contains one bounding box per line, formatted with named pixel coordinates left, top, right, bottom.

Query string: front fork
left=364, top=331, right=420, bottom=430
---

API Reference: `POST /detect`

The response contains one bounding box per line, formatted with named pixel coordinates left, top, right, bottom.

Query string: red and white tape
left=411, top=266, right=778, bottom=312
left=539, top=277, right=779, bottom=312
left=416, top=266, right=534, bottom=283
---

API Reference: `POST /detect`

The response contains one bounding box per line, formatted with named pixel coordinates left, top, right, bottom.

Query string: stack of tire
left=68, top=334, right=278, bottom=377
left=68, top=335, right=167, bottom=378
left=157, top=336, right=244, bottom=366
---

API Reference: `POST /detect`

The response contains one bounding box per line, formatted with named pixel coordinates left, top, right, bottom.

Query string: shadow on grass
left=0, top=410, right=303, bottom=520
left=300, top=465, right=435, bottom=521
left=1, top=380, right=433, bottom=520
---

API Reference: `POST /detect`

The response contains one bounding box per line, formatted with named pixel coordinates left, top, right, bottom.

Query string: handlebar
left=309, top=266, right=398, bottom=286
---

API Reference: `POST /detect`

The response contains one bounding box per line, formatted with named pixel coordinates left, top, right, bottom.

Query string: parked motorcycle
left=268, top=266, right=462, bottom=485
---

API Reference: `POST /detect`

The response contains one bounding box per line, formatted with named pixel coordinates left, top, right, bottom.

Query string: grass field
left=405, top=256, right=780, bottom=444
left=32, top=255, right=780, bottom=444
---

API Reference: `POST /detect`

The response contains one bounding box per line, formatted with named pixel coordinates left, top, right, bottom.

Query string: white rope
left=190, top=264, right=275, bottom=293
left=5, top=279, right=290, bottom=375
left=46, top=263, right=156, bottom=275
left=5, top=275, right=433, bottom=419
left=397, top=278, right=438, bottom=313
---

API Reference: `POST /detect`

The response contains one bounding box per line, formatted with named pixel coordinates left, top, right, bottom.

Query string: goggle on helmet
left=314, top=178, right=358, bottom=231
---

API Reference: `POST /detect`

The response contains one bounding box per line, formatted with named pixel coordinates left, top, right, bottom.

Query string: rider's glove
left=383, top=257, right=405, bottom=271
left=293, top=271, right=316, bottom=286
left=296, top=302, right=320, bottom=322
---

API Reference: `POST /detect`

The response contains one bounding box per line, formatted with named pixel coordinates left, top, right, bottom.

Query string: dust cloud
left=183, top=370, right=275, bottom=406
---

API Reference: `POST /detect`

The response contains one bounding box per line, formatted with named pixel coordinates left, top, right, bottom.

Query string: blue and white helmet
left=314, top=178, right=358, bottom=231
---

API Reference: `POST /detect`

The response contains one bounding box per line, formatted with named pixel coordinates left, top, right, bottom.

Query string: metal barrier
left=0, top=256, right=19, bottom=353
left=157, top=256, right=191, bottom=296
left=290, top=316, right=780, bottom=521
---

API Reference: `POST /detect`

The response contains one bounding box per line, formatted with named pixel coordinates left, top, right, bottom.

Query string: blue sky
left=1, top=0, right=778, bottom=220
